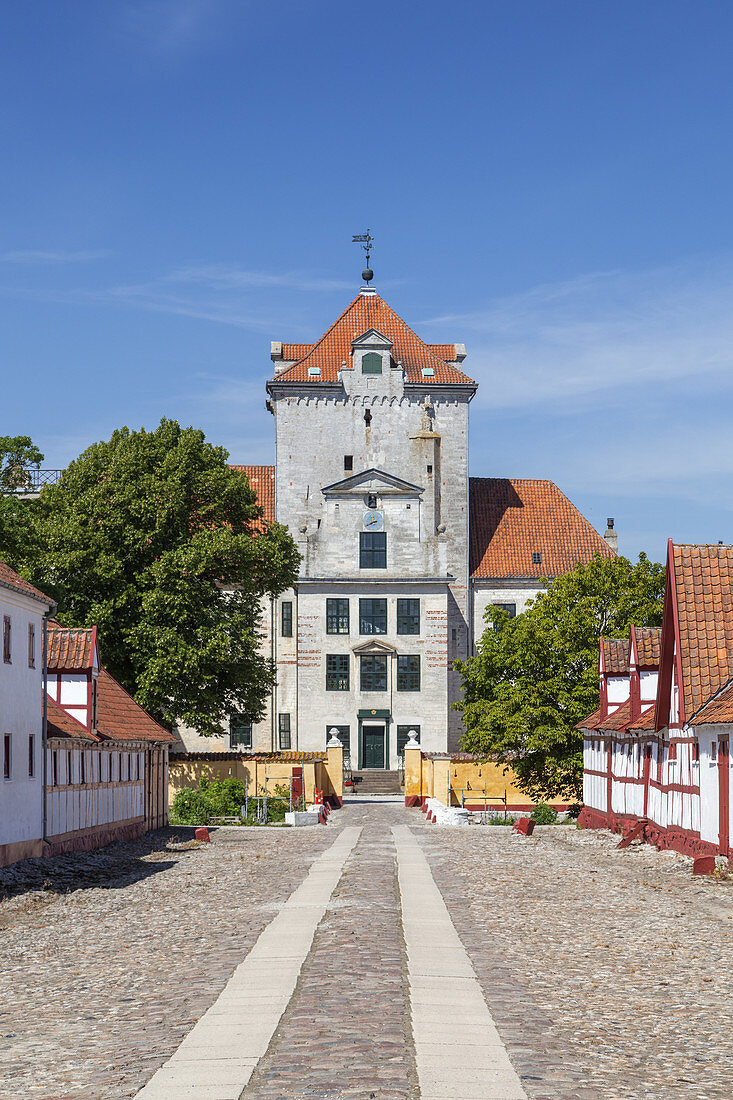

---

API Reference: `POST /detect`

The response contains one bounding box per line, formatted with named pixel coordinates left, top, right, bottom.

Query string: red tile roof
left=229, top=465, right=275, bottom=531
left=690, top=681, right=733, bottom=726
left=96, top=668, right=175, bottom=744
left=597, top=699, right=634, bottom=732
left=271, top=291, right=475, bottom=386
left=602, top=637, right=629, bottom=675
left=634, top=626, right=661, bottom=668
left=576, top=706, right=603, bottom=730
left=628, top=704, right=657, bottom=731
left=46, top=697, right=98, bottom=742
left=47, top=622, right=97, bottom=671
left=469, top=478, right=613, bottom=579
left=0, top=559, right=53, bottom=606
left=672, top=543, right=733, bottom=721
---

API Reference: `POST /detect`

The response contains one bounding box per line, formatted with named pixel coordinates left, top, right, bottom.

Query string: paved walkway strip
left=135, top=826, right=362, bottom=1100
left=392, top=825, right=528, bottom=1100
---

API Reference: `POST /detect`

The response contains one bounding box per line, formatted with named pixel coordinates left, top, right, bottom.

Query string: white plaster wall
left=640, top=670, right=658, bottom=703
left=471, top=584, right=542, bottom=649
left=607, top=677, right=629, bottom=705
left=46, top=746, right=145, bottom=836
left=696, top=726, right=723, bottom=845
left=283, top=582, right=449, bottom=767
left=0, top=588, right=46, bottom=848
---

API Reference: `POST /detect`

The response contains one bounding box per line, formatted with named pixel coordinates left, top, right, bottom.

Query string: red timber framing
left=579, top=541, right=733, bottom=861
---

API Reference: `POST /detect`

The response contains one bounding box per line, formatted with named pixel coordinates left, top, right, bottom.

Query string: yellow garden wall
left=169, top=748, right=343, bottom=810
left=404, top=748, right=571, bottom=811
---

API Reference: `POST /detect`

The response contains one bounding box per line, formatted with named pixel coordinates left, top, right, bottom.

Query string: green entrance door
left=362, top=724, right=385, bottom=769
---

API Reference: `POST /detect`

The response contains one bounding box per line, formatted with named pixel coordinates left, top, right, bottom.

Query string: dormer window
left=361, top=353, right=382, bottom=375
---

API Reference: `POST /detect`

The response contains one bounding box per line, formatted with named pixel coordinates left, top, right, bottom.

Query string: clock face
left=362, top=510, right=384, bottom=531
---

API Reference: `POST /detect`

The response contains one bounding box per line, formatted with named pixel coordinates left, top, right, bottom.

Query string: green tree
left=0, top=435, right=44, bottom=564
left=455, top=553, right=665, bottom=801
left=22, top=419, right=300, bottom=735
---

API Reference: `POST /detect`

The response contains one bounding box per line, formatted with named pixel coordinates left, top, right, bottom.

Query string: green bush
left=531, top=802, right=558, bottom=825
left=202, top=778, right=247, bottom=817
left=170, top=788, right=211, bottom=826
left=489, top=814, right=516, bottom=825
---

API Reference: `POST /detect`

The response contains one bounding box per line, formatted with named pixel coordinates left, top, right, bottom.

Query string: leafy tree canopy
left=12, top=419, right=300, bottom=735
left=0, top=435, right=45, bottom=563
left=455, top=553, right=665, bottom=802
left=0, top=434, right=44, bottom=492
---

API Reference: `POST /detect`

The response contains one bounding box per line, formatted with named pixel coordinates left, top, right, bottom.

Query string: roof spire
left=352, top=231, right=374, bottom=285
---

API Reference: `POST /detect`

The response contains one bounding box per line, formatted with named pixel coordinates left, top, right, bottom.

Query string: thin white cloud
left=0, top=250, right=110, bottom=264
left=118, top=0, right=227, bottom=54
left=424, top=257, right=733, bottom=410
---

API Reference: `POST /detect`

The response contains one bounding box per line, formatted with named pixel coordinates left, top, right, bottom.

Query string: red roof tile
left=602, top=637, right=629, bottom=675
left=229, top=465, right=275, bottom=532
left=46, top=697, right=98, bottom=742
left=47, top=622, right=97, bottom=671
left=469, top=478, right=613, bottom=579
left=628, top=703, right=657, bottom=731
left=0, top=559, right=53, bottom=606
left=576, top=706, right=603, bottom=730
left=96, top=668, right=175, bottom=744
left=597, top=699, right=634, bottom=732
left=634, top=626, right=661, bottom=668
left=672, top=543, right=733, bottom=721
left=271, top=291, right=475, bottom=386
left=691, top=681, right=733, bottom=726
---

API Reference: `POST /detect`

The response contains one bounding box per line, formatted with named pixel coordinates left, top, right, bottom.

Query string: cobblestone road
left=1, top=803, right=732, bottom=1099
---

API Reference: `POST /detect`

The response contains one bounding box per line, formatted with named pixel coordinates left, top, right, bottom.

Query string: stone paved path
left=1, top=801, right=733, bottom=1099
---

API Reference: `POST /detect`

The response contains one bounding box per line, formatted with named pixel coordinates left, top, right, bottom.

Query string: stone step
left=352, top=770, right=403, bottom=794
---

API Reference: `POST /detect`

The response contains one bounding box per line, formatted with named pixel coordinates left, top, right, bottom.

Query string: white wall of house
left=45, top=744, right=145, bottom=839
left=471, top=583, right=542, bottom=648
left=0, top=587, right=47, bottom=861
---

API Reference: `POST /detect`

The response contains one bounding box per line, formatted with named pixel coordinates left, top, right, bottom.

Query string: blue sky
left=3, top=0, right=733, bottom=563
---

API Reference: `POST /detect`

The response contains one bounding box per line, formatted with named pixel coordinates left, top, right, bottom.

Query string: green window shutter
left=361, top=352, right=382, bottom=375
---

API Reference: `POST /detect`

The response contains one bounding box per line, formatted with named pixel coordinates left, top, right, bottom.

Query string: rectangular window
left=532, top=552, right=542, bottom=565
left=278, top=713, right=291, bottom=750
left=360, top=531, right=387, bottom=568
left=360, top=655, right=387, bottom=692
left=109, top=753, right=114, bottom=782
left=67, top=750, right=73, bottom=785
left=326, top=598, right=350, bottom=634
left=3, top=734, right=10, bottom=780
left=230, top=717, right=253, bottom=749
left=3, top=616, right=10, bottom=664
left=397, top=725, right=420, bottom=756
left=344, top=455, right=353, bottom=471
left=359, top=598, right=387, bottom=635
left=326, top=725, right=351, bottom=755
left=326, top=654, right=350, bottom=691
left=80, top=752, right=86, bottom=785
left=281, top=601, right=293, bottom=637
left=397, top=655, right=421, bottom=692
left=28, top=623, right=35, bottom=669
left=397, top=598, right=420, bottom=635
left=28, top=734, right=35, bottom=778
left=668, top=743, right=677, bottom=762
left=692, top=742, right=700, bottom=764
left=492, top=602, right=517, bottom=631
left=52, top=750, right=58, bottom=787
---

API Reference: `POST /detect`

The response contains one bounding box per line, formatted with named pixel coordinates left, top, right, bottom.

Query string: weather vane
left=352, top=231, right=374, bottom=283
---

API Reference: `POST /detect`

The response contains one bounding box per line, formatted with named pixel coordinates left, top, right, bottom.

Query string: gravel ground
left=0, top=825, right=333, bottom=1100
left=421, top=820, right=733, bottom=1100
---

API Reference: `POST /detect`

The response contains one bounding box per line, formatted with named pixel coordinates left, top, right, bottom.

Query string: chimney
left=604, top=517, right=618, bottom=554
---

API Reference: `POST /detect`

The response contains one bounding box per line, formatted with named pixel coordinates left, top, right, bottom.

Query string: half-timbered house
left=579, top=541, right=733, bottom=859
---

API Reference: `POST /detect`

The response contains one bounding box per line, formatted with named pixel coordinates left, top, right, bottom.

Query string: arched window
left=361, top=352, right=382, bottom=375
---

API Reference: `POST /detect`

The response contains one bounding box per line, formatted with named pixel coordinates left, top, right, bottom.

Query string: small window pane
left=28, top=623, right=35, bottom=669
left=360, top=531, right=386, bottom=568
left=397, top=599, right=420, bottom=635
left=326, top=598, right=350, bottom=634
left=397, top=725, right=420, bottom=755
left=397, top=655, right=420, bottom=692
left=278, top=713, right=291, bottom=750
left=28, top=734, right=35, bottom=778
left=3, top=616, right=10, bottom=664
left=230, top=717, right=252, bottom=749
left=491, top=603, right=516, bottom=631
left=359, top=598, right=387, bottom=635
left=326, top=725, right=351, bottom=754
left=3, top=734, right=10, bottom=780
left=362, top=352, right=382, bottom=375
left=281, top=601, right=293, bottom=637
left=360, top=655, right=387, bottom=691
left=326, top=654, right=350, bottom=691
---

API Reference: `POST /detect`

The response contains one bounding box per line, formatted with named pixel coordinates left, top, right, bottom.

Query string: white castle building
left=176, top=281, right=614, bottom=770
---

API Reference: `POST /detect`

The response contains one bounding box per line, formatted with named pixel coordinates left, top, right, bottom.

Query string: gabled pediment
left=322, top=467, right=423, bottom=498
left=351, top=328, right=394, bottom=350
left=352, top=639, right=397, bottom=655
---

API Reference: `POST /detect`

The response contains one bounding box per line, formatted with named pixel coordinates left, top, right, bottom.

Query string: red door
left=718, top=739, right=729, bottom=856
left=643, top=744, right=653, bottom=817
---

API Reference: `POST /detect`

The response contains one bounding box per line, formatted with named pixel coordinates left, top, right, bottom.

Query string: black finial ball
left=362, top=267, right=374, bottom=283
